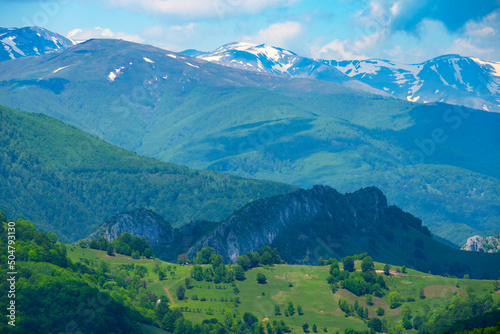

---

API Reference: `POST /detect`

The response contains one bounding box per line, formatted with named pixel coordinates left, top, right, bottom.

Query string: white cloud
left=311, top=39, right=367, bottom=61
left=314, top=4, right=500, bottom=63
left=311, top=28, right=384, bottom=61
left=469, top=26, right=495, bottom=36
left=106, top=0, right=299, bottom=18
left=242, top=21, right=302, bottom=48
left=447, top=38, right=495, bottom=57
left=67, top=27, right=144, bottom=43
left=444, top=9, right=500, bottom=60
left=390, top=2, right=401, bottom=16
left=140, top=23, right=200, bottom=51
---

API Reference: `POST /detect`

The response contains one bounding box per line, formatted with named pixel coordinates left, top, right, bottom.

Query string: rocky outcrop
left=87, top=209, right=174, bottom=248
left=84, top=186, right=500, bottom=279
left=87, top=208, right=219, bottom=260
left=187, top=185, right=399, bottom=263
left=461, top=235, right=500, bottom=253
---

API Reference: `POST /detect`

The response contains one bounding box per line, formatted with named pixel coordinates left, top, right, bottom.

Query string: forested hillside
left=0, top=105, right=295, bottom=242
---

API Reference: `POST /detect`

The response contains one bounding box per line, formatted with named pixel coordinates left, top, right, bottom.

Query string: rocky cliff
left=187, top=185, right=427, bottom=265
left=461, top=235, right=500, bottom=253
left=87, top=208, right=219, bottom=259
left=85, top=186, right=500, bottom=279
left=87, top=209, right=174, bottom=248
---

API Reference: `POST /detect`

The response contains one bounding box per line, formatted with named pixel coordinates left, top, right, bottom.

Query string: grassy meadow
left=67, top=246, right=498, bottom=333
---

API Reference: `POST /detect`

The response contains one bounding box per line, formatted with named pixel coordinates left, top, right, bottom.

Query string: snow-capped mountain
left=0, top=26, right=75, bottom=62
left=195, top=42, right=346, bottom=81
left=330, top=55, right=500, bottom=113
left=188, top=42, right=500, bottom=112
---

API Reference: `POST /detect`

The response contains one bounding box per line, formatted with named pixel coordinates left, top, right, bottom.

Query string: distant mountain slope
left=191, top=43, right=500, bottom=113
left=187, top=185, right=500, bottom=279
left=0, top=104, right=295, bottom=242
left=0, top=38, right=498, bottom=246
left=197, top=42, right=346, bottom=80
left=0, top=26, right=74, bottom=62
left=331, top=55, right=500, bottom=113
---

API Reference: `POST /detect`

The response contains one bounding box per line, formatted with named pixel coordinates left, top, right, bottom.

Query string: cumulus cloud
left=67, top=27, right=144, bottom=43
left=445, top=9, right=500, bottom=59
left=320, top=0, right=500, bottom=62
left=242, top=21, right=302, bottom=48
left=140, top=23, right=200, bottom=51
left=356, top=0, right=500, bottom=35
left=311, top=38, right=367, bottom=60
left=106, top=0, right=299, bottom=18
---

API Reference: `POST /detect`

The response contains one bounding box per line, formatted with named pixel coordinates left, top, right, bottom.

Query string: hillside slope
left=0, top=104, right=295, bottom=241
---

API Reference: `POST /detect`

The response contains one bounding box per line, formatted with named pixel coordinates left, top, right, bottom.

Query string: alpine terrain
left=191, top=42, right=500, bottom=113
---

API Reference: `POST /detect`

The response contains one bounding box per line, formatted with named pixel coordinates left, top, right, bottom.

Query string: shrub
left=256, top=273, right=267, bottom=284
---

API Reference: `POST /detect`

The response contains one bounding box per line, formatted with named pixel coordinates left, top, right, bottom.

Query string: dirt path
left=163, top=276, right=188, bottom=305
left=164, top=286, right=175, bottom=305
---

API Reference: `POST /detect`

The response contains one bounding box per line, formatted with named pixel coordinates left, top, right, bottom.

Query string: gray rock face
left=87, top=209, right=174, bottom=248
left=187, top=185, right=392, bottom=263
left=461, top=235, right=486, bottom=252
left=461, top=234, right=500, bottom=253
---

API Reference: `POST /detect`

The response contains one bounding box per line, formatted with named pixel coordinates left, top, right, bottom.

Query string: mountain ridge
left=188, top=42, right=500, bottom=113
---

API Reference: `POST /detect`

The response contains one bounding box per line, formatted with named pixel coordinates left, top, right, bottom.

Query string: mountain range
left=3, top=27, right=499, bottom=114
left=0, top=28, right=499, bottom=246
left=189, top=42, right=500, bottom=113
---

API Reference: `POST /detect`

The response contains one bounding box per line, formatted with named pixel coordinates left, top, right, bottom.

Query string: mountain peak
left=0, top=26, right=74, bottom=62
left=198, top=41, right=500, bottom=112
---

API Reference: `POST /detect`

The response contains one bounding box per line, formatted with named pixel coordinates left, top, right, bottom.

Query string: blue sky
left=1, top=0, right=499, bottom=63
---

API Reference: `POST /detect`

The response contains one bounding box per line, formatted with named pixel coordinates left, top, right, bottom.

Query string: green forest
left=0, top=105, right=294, bottom=242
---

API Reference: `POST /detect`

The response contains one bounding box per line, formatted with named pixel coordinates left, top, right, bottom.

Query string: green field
left=67, top=246, right=498, bottom=333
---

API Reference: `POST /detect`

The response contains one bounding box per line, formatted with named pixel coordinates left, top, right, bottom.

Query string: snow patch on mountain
left=107, top=66, right=125, bottom=82
left=53, top=65, right=70, bottom=73
left=2, top=36, right=25, bottom=57
left=472, top=58, right=500, bottom=77
left=108, top=72, right=116, bottom=82
left=192, top=42, right=500, bottom=112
